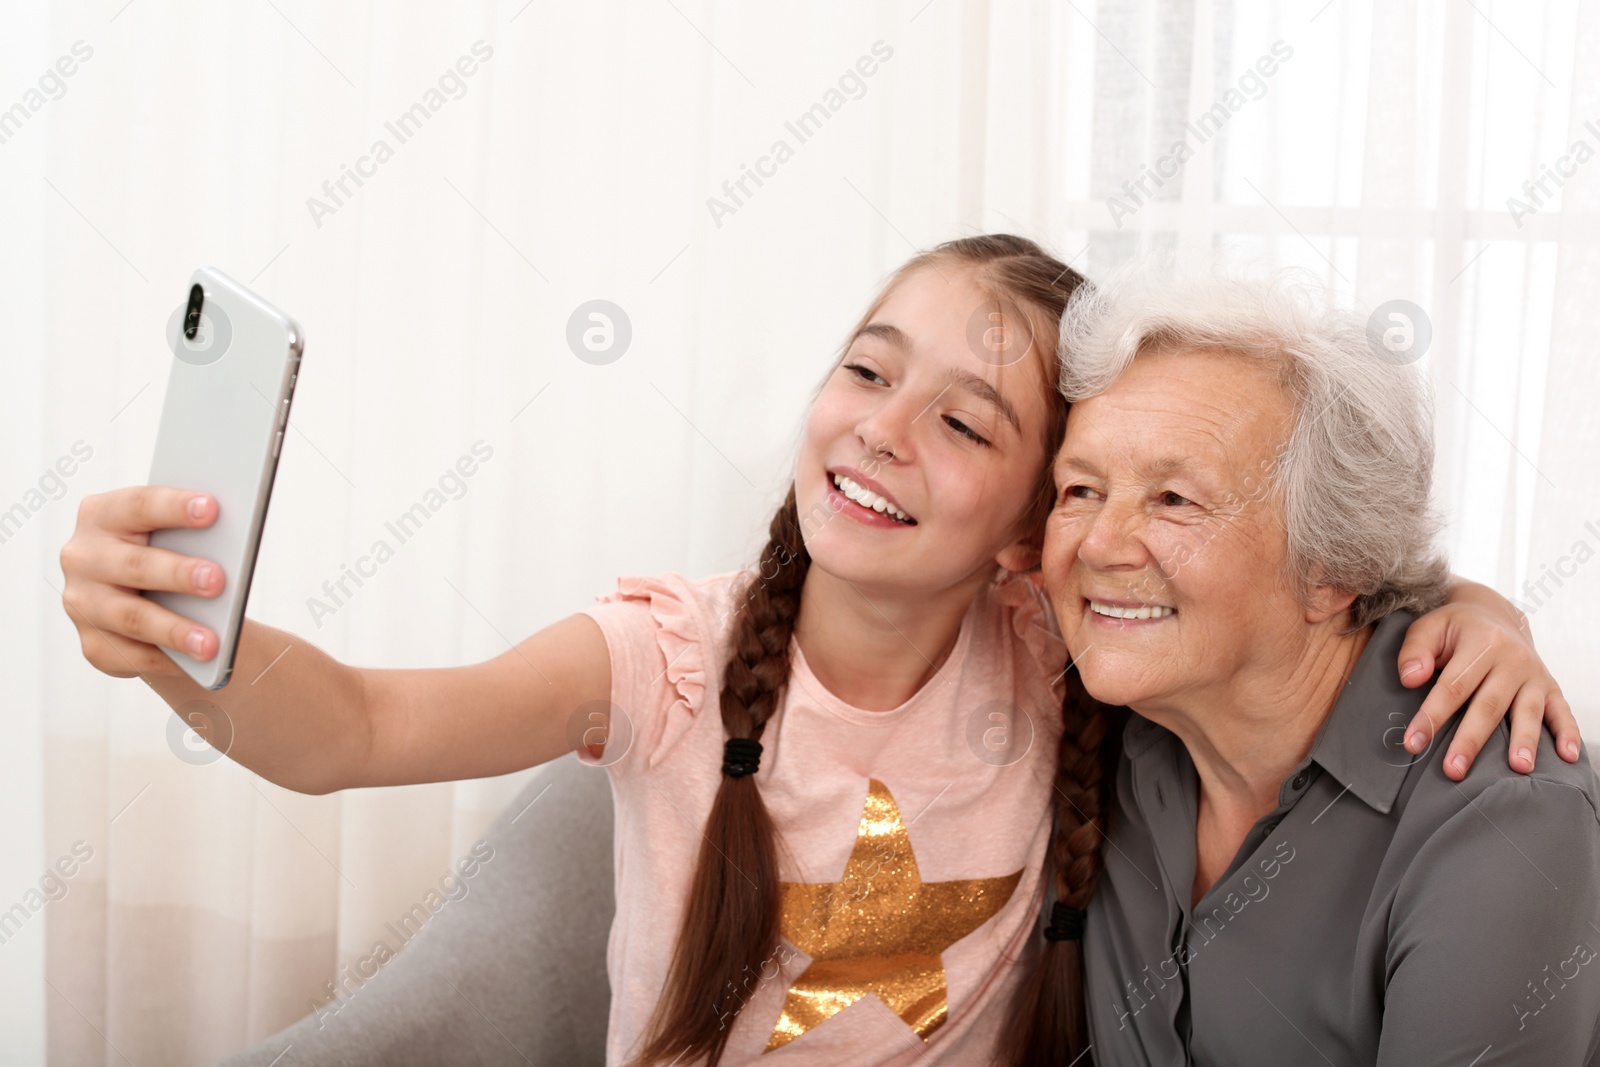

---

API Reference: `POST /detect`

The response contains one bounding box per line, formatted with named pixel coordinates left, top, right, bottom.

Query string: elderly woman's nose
left=1078, top=494, right=1149, bottom=566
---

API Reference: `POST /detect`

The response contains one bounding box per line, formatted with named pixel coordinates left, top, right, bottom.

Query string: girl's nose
left=855, top=401, right=917, bottom=466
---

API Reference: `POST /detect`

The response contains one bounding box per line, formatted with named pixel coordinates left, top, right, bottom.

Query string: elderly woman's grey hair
left=1057, top=265, right=1451, bottom=630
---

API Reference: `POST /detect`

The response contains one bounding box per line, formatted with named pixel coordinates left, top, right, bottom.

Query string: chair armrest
left=216, top=754, right=616, bottom=1066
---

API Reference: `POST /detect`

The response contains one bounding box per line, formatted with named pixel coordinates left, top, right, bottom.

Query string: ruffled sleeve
left=991, top=570, right=1069, bottom=694
left=578, top=572, right=732, bottom=773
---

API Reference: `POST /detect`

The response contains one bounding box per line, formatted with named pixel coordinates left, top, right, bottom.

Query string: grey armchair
left=218, top=754, right=616, bottom=1066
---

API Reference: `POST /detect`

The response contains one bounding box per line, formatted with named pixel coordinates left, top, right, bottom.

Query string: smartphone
left=144, top=267, right=303, bottom=689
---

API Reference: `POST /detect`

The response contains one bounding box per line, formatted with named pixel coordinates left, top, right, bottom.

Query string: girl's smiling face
left=795, top=263, right=1057, bottom=595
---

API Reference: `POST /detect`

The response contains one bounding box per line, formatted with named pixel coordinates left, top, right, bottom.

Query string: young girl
left=61, top=235, right=1576, bottom=1066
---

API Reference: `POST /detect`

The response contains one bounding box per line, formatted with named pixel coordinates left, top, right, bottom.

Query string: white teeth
left=1089, top=600, right=1175, bottom=620
left=832, top=474, right=912, bottom=523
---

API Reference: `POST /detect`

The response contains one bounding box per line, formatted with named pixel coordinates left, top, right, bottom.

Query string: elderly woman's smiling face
left=1042, top=344, right=1315, bottom=712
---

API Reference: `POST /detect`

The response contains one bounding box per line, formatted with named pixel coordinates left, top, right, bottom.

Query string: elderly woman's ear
left=1301, top=582, right=1358, bottom=624
left=1397, top=574, right=1581, bottom=781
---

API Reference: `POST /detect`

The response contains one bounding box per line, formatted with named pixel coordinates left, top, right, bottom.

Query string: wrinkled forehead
left=1057, top=345, right=1294, bottom=482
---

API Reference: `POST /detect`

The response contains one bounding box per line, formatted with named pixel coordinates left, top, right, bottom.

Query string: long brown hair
left=996, top=669, right=1122, bottom=1065
left=628, top=235, right=1100, bottom=1067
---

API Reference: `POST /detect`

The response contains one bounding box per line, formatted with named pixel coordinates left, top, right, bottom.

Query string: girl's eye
left=1157, top=490, right=1193, bottom=507
left=846, top=363, right=886, bottom=386
left=943, top=415, right=990, bottom=447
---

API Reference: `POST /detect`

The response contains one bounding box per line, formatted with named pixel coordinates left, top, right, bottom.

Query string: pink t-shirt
left=579, top=569, right=1067, bottom=1066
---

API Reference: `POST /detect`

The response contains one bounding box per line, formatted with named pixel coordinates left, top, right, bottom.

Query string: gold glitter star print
left=764, top=778, right=1023, bottom=1052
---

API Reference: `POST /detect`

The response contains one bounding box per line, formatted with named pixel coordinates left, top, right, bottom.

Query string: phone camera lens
left=183, top=284, right=204, bottom=341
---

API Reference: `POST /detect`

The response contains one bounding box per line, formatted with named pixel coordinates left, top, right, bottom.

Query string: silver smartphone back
left=145, top=267, right=303, bottom=689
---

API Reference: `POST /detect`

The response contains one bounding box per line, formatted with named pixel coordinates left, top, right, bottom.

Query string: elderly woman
left=1040, top=271, right=1600, bottom=1065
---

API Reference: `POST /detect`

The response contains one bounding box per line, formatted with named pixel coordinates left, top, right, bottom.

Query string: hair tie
left=1043, top=901, right=1086, bottom=942
left=722, top=737, right=763, bottom=778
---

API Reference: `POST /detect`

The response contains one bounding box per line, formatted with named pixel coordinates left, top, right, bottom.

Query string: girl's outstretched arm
left=1395, top=575, right=1580, bottom=781
left=61, top=485, right=612, bottom=794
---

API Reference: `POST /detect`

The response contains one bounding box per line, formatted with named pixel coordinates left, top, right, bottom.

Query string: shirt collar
left=1302, top=609, right=1425, bottom=815
left=1118, top=609, right=1426, bottom=816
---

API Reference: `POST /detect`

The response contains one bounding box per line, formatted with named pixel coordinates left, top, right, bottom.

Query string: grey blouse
left=1082, top=610, right=1600, bottom=1066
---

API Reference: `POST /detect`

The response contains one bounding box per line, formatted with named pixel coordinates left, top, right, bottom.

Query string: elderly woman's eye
left=1060, top=484, right=1101, bottom=502
left=1158, top=490, right=1193, bottom=507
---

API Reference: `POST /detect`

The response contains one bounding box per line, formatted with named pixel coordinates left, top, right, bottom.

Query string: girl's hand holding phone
left=59, top=485, right=224, bottom=679
left=56, top=273, right=605, bottom=795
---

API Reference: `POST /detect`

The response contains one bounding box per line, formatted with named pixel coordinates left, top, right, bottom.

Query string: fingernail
left=1516, top=747, right=1534, bottom=770
left=188, top=496, right=207, bottom=520
left=1405, top=731, right=1424, bottom=753
left=186, top=630, right=205, bottom=657
left=1401, top=660, right=1423, bottom=680
left=194, top=564, right=214, bottom=591
left=1450, top=755, right=1467, bottom=776
left=1566, top=739, right=1582, bottom=761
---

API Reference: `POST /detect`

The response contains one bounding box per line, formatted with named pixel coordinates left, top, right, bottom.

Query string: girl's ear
left=996, top=539, right=1042, bottom=574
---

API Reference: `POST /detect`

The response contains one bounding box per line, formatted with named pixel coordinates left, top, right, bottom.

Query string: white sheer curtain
left=1, top=0, right=1594, bottom=1063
